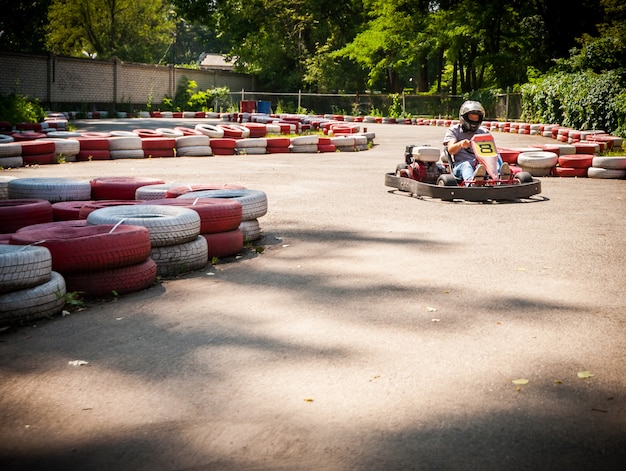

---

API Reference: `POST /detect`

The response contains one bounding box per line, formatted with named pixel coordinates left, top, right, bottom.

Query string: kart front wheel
left=515, top=171, right=533, bottom=183
left=396, top=163, right=408, bottom=176
left=437, top=174, right=458, bottom=187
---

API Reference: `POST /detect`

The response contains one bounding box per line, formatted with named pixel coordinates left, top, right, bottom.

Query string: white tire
left=86, top=205, right=201, bottom=247
left=110, top=149, right=145, bottom=159
left=235, top=138, right=267, bottom=148
left=48, top=138, right=80, bottom=156
left=156, top=128, right=184, bottom=138
left=176, top=135, right=210, bottom=148
left=109, top=131, right=137, bottom=137
left=0, top=271, right=66, bottom=326
left=0, top=245, right=52, bottom=293
left=0, top=143, right=21, bottom=157
left=330, top=136, right=355, bottom=146
left=239, top=219, right=262, bottom=241
left=151, top=236, right=208, bottom=277
left=195, top=124, right=225, bottom=138
left=0, top=134, right=14, bottom=143
left=135, top=183, right=180, bottom=200
left=235, top=147, right=267, bottom=155
left=0, top=156, right=24, bottom=168
left=587, top=167, right=626, bottom=179
left=290, top=144, right=319, bottom=153
left=517, top=151, right=558, bottom=168
left=291, top=135, right=319, bottom=146
left=47, top=131, right=81, bottom=138
left=176, top=146, right=213, bottom=157
left=8, top=177, right=91, bottom=202
left=109, top=136, right=142, bottom=150
left=592, top=156, right=626, bottom=169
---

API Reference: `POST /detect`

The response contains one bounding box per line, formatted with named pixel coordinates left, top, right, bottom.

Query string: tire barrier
left=0, top=270, right=66, bottom=326
left=86, top=204, right=201, bottom=247
left=0, top=199, right=54, bottom=233
left=90, top=177, right=165, bottom=200
left=8, top=178, right=92, bottom=202
left=0, top=176, right=16, bottom=199
left=0, top=245, right=52, bottom=293
left=11, top=223, right=152, bottom=273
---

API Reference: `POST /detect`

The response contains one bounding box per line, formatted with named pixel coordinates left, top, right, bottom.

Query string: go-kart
left=385, top=133, right=542, bottom=202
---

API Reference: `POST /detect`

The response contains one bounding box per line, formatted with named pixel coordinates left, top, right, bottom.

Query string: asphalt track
left=1, top=120, right=625, bottom=470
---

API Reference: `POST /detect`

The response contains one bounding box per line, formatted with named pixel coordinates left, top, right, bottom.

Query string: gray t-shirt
left=443, top=125, right=489, bottom=165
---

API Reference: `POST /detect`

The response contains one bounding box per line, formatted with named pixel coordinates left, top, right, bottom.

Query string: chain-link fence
left=226, top=91, right=522, bottom=121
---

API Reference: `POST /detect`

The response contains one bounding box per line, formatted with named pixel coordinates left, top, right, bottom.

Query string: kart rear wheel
left=515, top=171, right=533, bottom=183
left=437, top=174, right=458, bottom=187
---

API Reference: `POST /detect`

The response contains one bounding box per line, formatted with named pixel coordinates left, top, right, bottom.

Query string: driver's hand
left=460, top=139, right=471, bottom=149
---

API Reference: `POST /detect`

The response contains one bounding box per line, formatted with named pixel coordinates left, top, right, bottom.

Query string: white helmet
left=459, top=100, right=485, bottom=132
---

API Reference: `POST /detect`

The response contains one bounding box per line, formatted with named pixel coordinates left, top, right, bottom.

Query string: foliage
left=45, top=0, right=175, bottom=62
left=0, top=0, right=52, bottom=53
left=0, top=93, right=46, bottom=124
left=159, top=78, right=231, bottom=112
left=521, top=71, right=626, bottom=137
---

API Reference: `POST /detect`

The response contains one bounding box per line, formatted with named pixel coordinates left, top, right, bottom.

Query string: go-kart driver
left=443, top=100, right=510, bottom=185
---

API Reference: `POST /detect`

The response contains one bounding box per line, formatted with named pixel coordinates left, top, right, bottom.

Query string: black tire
left=437, top=174, right=458, bottom=187
left=515, top=171, right=533, bottom=184
left=396, top=163, right=408, bottom=175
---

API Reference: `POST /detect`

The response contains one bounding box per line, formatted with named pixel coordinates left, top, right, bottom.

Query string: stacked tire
left=20, top=139, right=56, bottom=165
left=86, top=205, right=207, bottom=278
left=588, top=156, right=626, bottom=179
left=10, top=221, right=156, bottom=298
left=139, top=198, right=243, bottom=259
left=175, top=134, right=213, bottom=157
left=8, top=178, right=92, bottom=203
left=179, top=188, right=267, bottom=243
left=516, top=151, right=559, bottom=176
left=0, top=245, right=66, bottom=326
left=76, top=134, right=111, bottom=161
left=109, top=135, right=144, bottom=160
left=0, top=141, right=23, bottom=168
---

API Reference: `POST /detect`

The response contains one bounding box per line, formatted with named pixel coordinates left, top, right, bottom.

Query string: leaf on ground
left=68, top=360, right=89, bottom=366
left=303, top=397, right=314, bottom=402
left=427, top=307, right=437, bottom=312
left=512, top=378, right=529, bottom=385
left=577, top=371, right=594, bottom=379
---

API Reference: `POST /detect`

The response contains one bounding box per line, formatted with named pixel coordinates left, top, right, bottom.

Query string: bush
left=0, top=93, right=46, bottom=125
left=521, top=70, right=626, bottom=137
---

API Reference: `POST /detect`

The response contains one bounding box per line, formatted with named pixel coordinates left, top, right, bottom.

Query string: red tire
left=78, top=200, right=144, bottom=219
left=77, top=149, right=111, bottom=161
left=202, top=229, right=244, bottom=258
left=209, top=138, right=237, bottom=149
left=0, top=199, right=53, bottom=233
left=141, top=137, right=176, bottom=150
left=554, top=167, right=588, bottom=178
left=76, top=137, right=110, bottom=150
left=133, top=129, right=163, bottom=138
left=52, top=200, right=93, bottom=221
left=12, top=132, right=47, bottom=141
left=212, top=148, right=236, bottom=155
left=138, top=198, right=242, bottom=233
left=318, top=144, right=337, bottom=153
left=90, top=177, right=165, bottom=200
left=22, top=153, right=57, bottom=165
left=144, top=149, right=177, bottom=158
left=174, top=126, right=201, bottom=136
left=242, top=123, right=267, bottom=138
left=19, top=140, right=55, bottom=155
left=266, top=138, right=291, bottom=147
left=10, top=223, right=152, bottom=273
left=165, top=183, right=246, bottom=198
left=557, top=154, right=593, bottom=169
left=63, top=258, right=157, bottom=297
left=266, top=146, right=290, bottom=154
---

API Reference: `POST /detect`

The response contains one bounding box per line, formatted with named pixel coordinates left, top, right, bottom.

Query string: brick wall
left=0, top=52, right=256, bottom=110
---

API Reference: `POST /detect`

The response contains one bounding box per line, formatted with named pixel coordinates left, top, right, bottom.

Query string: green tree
left=45, top=0, right=175, bottom=62
left=0, top=0, right=52, bottom=54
